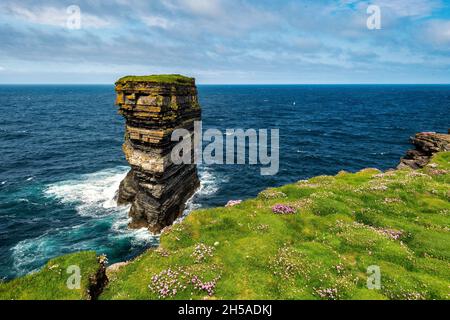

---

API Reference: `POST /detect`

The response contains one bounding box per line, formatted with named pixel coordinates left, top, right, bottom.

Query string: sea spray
left=10, top=165, right=221, bottom=277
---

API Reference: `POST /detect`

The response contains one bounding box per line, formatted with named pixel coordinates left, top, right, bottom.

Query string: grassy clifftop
left=0, top=252, right=102, bottom=300
left=101, top=152, right=450, bottom=300
left=1, top=152, right=449, bottom=300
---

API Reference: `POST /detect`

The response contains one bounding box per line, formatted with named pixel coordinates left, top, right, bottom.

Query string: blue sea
left=0, top=84, right=449, bottom=280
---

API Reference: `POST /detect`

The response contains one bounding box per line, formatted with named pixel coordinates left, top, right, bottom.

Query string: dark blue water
left=0, top=84, right=449, bottom=280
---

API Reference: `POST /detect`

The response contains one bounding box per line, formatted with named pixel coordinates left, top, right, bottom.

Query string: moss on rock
left=115, top=74, right=195, bottom=85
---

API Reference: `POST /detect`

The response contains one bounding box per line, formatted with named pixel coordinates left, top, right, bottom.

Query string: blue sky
left=0, top=0, right=450, bottom=84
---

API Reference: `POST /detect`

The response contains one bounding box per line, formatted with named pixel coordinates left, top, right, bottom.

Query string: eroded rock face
left=114, top=75, right=201, bottom=233
left=398, top=131, right=450, bottom=169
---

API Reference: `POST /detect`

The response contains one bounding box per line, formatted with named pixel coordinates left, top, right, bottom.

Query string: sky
left=0, top=0, right=450, bottom=84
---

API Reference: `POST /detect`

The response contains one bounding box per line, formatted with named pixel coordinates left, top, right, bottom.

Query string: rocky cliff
left=398, top=130, right=450, bottom=169
left=114, top=74, right=201, bottom=233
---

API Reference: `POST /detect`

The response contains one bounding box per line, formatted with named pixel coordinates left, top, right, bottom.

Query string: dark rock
left=398, top=131, right=450, bottom=169
left=117, top=170, right=139, bottom=205
left=88, top=255, right=108, bottom=300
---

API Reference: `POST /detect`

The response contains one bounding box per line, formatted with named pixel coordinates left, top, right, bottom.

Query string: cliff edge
left=398, top=131, right=450, bottom=169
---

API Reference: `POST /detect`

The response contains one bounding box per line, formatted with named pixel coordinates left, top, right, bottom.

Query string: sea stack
left=114, top=74, right=201, bottom=233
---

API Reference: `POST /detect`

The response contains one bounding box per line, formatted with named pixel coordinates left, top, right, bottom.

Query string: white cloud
left=182, top=0, right=222, bottom=16
left=163, top=0, right=278, bottom=37
left=141, top=15, right=172, bottom=29
left=0, top=66, right=4, bottom=71
left=3, top=4, right=112, bottom=28
left=292, top=37, right=324, bottom=52
left=424, top=20, right=450, bottom=46
left=342, top=0, right=442, bottom=18
left=378, top=0, right=441, bottom=17
left=163, top=0, right=223, bottom=17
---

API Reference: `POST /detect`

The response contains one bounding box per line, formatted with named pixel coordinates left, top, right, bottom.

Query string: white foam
left=196, top=168, right=223, bottom=197
left=178, top=167, right=224, bottom=219
left=45, top=165, right=156, bottom=241
left=45, top=166, right=223, bottom=220
left=46, top=166, right=156, bottom=239
left=180, top=191, right=201, bottom=219
left=43, top=166, right=160, bottom=246
left=11, top=234, right=48, bottom=275
left=110, top=205, right=156, bottom=244
left=10, top=166, right=164, bottom=276
left=45, top=167, right=129, bottom=217
left=10, top=224, right=97, bottom=275
left=130, top=228, right=159, bottom=246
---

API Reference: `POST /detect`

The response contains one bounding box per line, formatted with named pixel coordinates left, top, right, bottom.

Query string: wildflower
left=335, top=264, right=344, bottom=273
left=192, top=277, right=219, bottom=296
left=368, top=184, right=388, bottom=191
left=148, top=267, right=186, bottom=298
left=315, top=287, right=339, bottom=300
left=383, top=197, right=403, bottom=204
left=428, top=169, right=448, bottom=176
left=225, top=200, right=242, bottom=207
left=191, top=243, right=215, bottom=263
left=258, top=189, right=287, bottom=200
left=156, top=248, right=170, bottom=257
left=256, top=224, right=269, bottom=232
left=272, top=204, right=296, bottom=215
left=98, top=254, right=108, bottom=265
left=377, top=228, right=403, bottom=240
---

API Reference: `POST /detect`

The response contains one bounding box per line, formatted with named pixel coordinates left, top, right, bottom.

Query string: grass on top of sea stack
left=100, top=152, right=450, bottom=300
left=0, top=251, right=100, bottom=300
left=115, top=74, right=195, bottom=85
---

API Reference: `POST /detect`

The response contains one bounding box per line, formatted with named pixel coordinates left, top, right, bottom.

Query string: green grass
left=100, top=152, right=450, bottom=300
left=2, top=152, right=450, bottom=300
left=0, top=251, right=101, bottom=300
left=115, top=74, right=195, bottom=85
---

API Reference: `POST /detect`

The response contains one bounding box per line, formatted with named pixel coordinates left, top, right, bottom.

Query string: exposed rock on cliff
left=88, top=255, right=108, bottom=300
left=115, top=74, right=201, bottom=233
left=398, top=131, right=450, bottom=169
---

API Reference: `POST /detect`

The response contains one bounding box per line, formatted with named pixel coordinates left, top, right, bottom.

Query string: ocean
left=0, top=84, right=449, bottom=280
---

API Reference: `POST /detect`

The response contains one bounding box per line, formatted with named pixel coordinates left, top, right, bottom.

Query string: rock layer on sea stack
left=114, top=74, right=201, bottom=232
left=398, top=131, right=450, bottom=169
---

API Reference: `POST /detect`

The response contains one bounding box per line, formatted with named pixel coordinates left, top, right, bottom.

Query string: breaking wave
left=11, top=165, right=223, bottom=276
left=11, top=167, right=160, bottom=276
left=44, top=166, right=129, bottom=216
